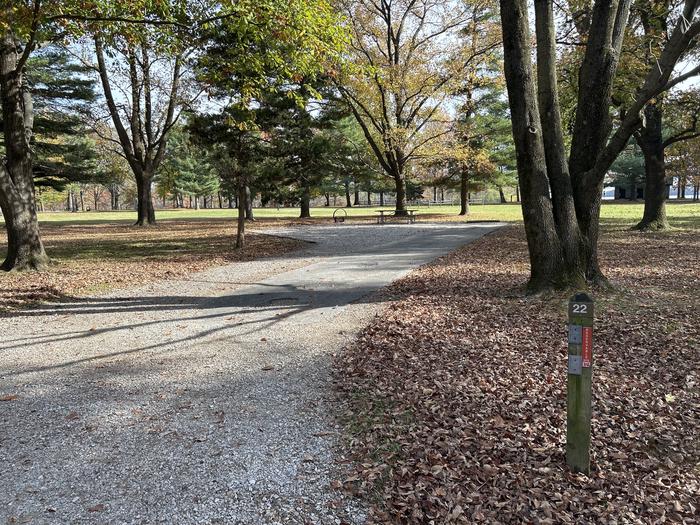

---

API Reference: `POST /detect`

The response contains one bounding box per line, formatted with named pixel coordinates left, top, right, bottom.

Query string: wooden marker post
left=567, top=292, right=594, bottom=474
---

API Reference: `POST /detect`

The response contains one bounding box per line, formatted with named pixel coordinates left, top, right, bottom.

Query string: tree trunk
left=300, top=186, right=311, bottom=218
left=218, top=192, right=223, bottom=208
left=459, top=169, right=469, bottom=215
left=380, top=191, right=385, bottom=206
left=498, top=187, right=507, bottom=203
left=194, top=196, right=200, bottom=210
left=325, top=192, right=330, bottom=207
left=245, top=186, right=255, bottom=220
left=534, top=0, right=585, bottom=284
left=236, top=176, right=246, bottom=249
left=135, top=173, right=156, bottom=225
left=394, top=172, right=408, bottom=216
left=353, top=184, right=360, bottom=206
left=634, top=102, right=669, bottom=231
left=345, top=180, right=352, bottom=207
left=110, top=185, right=120, bottom=210
left=0, top=32, right=49, bottom=271
left=677, top=175, right=684, bottom=199
left=500, top=0, right=568, bottom=292
left=566, top=0, right=630, bottom=284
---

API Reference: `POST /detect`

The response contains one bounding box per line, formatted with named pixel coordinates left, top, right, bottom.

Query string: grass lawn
left=1, top=200, right=697, bottom=227
left=0, top=222, right=305, bottom=310
left=1, top=201, right=698, bottom=310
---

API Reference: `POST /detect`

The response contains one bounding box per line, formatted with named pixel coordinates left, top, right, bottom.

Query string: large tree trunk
left=353, top=183, right=360, bottom=206
left=500, top=0, right=567, bottom=292
left=394, top=172, right=408, bottom=216
left=534, top=0, right=585, bottom=285
left=498, top=187, right=507, bottom=203
left=325, top=192, right=330, bottom=207
left=459, top=169, right=469, bottom=215
left=0, top=32, right=49, bottom=271
left=135, top=173, right=156, bottom=225
left=345, top=180, right=352, bottom=207
left=567, top=0, right=630, bottom=283
left=379, top=191, right=385, bottom=206
left=634, top=102, right=669, bottom=231
left=299, top=186, right=311, bottom=218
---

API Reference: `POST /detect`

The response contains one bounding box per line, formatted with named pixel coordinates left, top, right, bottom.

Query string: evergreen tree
left=256, top=85, right=360, bottom=218
left=0, top=46, right=97, bottom=189
left=162, top=128, right=219, bottom=209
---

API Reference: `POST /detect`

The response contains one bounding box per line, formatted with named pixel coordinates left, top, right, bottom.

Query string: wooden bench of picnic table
left=376, top=209, right=418, bottom=224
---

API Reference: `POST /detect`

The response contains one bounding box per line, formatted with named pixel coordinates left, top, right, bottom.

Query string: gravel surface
left=0, top=223, right=501, bottom=524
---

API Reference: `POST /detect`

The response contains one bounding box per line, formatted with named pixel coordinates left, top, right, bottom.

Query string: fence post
left=567, top=292, right=594, bottom=475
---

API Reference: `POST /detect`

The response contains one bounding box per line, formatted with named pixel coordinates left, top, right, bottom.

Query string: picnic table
left=376, top=209, right=418, bottom=224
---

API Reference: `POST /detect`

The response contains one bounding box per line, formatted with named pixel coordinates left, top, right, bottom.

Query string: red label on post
left=582, top=327, right=592, bottom=367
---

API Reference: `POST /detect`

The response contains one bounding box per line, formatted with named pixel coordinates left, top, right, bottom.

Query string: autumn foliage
left=336, top=225, right=699, bottom=523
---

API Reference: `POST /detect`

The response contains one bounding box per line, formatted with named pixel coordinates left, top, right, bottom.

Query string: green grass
left=2, top=201, right=699, bottom=228
left=26, top=204, right=513, bottom=225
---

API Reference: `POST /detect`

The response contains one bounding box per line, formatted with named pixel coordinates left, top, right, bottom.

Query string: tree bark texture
left=0, top=30, right=49, bottom=271
left=345, top=181, right=352, bottom=207
left=500, top=0, right=569, bottom=292
left=459, top=169, right=469, bottom=215
left=245, top=186, right=254, bottom=220
left=393, top=172, right=408, bottom=215
left=135, top=172, right=156, bottom=225
left=496, top=0, right=698, bottom=291
left=300, top=186, right=311, bottom=218
left=634, top=102, right=669, bottom=231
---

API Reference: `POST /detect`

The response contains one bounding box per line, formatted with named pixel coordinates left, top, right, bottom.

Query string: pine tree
left=23, top=47, right=97, bottom=189
left=162, top=128, right=219, bottom=210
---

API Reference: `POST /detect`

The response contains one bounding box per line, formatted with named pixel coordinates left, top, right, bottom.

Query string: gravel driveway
left=0, top=223, right=501, bottom=524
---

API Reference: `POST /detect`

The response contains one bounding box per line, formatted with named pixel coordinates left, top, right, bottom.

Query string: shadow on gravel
left=0, top=283, right=388, bottom=377
left=0, top=340, right=362, bottom=523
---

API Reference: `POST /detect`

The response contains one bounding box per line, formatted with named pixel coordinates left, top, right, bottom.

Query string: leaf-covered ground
left=335, top=224, right=699, bottom=523
left=0, top=220, right=305, bottom=311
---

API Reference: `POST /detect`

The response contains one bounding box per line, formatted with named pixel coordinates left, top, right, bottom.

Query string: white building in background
left=603, top=176, right=697, bottom=200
